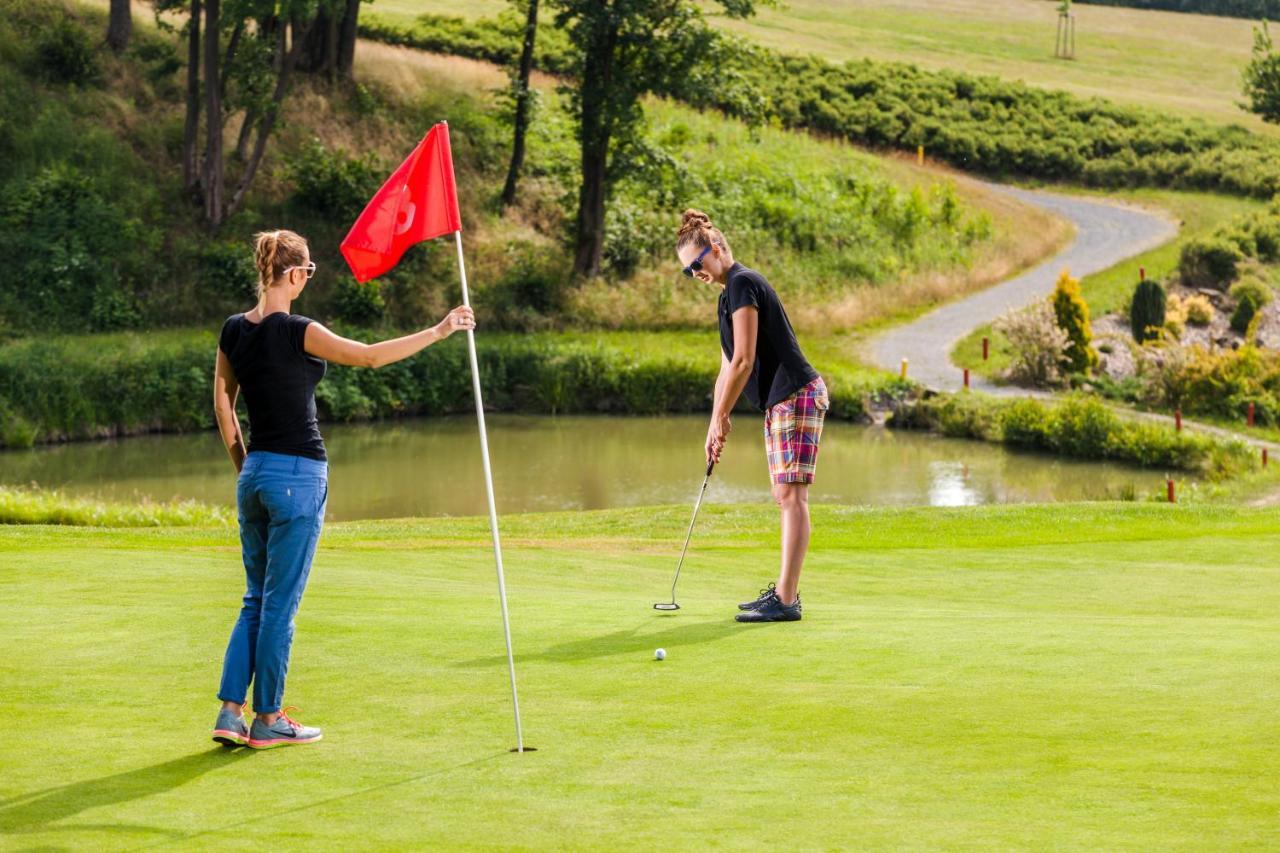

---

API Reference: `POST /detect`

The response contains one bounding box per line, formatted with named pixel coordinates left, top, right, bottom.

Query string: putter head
left=653, top=602, right=680, bottom=611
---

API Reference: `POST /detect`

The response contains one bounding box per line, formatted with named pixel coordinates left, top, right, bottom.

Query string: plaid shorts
left=764, top=376, right=829, bottom=485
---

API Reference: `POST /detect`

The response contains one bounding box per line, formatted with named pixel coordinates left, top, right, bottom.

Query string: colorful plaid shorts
left=764, top=376, right=829, bottom=485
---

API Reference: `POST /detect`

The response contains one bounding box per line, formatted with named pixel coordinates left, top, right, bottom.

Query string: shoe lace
left=757, top=582, right=777, bottom=600
left=279, top=706, right=303, bottom=732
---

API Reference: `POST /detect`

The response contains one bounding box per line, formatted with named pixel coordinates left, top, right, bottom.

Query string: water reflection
left=0, top=415, right=1178, bottom=520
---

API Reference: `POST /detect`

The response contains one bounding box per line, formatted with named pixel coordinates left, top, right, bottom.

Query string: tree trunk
left=227, top=16, right=315, bottom=217
left=182, top=0, right=201, bottom=195
left=107, top=0, right=132, bottom=53
left=336, top=0, right=360, bottom=79
left=202, top=0, right=224, bottom=227
left=299, top=8, right=337, bottom=77
left=218, top=19, right=243, bottom=100
left=571, top=16, right=618, bottom=278
left=501, top=0, right=538, bottom=209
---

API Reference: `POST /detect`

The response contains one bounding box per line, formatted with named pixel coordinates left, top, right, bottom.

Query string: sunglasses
left=681, top=244, right=713, bottom=278
left=283, top=261, right=317, bottom=280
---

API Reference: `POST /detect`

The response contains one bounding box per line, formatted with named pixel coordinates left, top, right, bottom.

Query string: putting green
left=1, top=503, right=1277, bottom=848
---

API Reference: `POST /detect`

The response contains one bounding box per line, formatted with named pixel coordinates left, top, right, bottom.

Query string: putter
left=654, top=459, right=716, bottom=611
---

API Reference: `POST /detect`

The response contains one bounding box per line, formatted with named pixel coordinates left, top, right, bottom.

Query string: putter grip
left=705, top=459, right=715, bottom=477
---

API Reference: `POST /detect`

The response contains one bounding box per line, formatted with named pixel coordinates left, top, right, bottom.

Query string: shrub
left=1180, top=236, right=1245, bottom=290
left=286, top=138, right=383, bottom=220
left=196, top=242, right=259, bottom=312
left=1051, top=269, right=1098, bottom=374
left=332, top=277, right=387, bottom=326
left=32, top=16, right=98, bottom=86
left=1130, top=277, right=1167, bottom=343
left=1183, top=293, right=1214, bottom=326
left=995, top=300, right=1071, bottom=387
left=1229, top=275, right=1272, bottom=335
left=0, top=164, right=156, bottom=332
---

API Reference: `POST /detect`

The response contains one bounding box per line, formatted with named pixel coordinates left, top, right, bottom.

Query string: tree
left=157, top=1, right=321, bottom=227
left=298, top=0, right=363, bottom=80
left=1050, top=268, right=1098, bottom=374
left=548, top=0, right=763, bottom=278
left=107, top=0, right=132, bottom=53
left=1243, top=20, right=1280, bottom=123
left=501, top=0, right=539, bottom=209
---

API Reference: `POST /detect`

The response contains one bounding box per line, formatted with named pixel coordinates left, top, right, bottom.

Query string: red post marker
left=982, top=337, right=989, bottom=361
left=1167, top=478, right=1176, bottom=503
left=1264, top=448, right=1269, bottom=468
left=1175, top=408, right=1182, bottom=432
left=1248, top=402, right=1256, bottom=427
left=963, top=368, right=970, bottom=389
left=1140, top=267, right=1146, bottom=281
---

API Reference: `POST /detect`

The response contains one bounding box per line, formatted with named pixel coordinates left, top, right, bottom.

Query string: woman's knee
left=773, top=483, right=808, bottom=508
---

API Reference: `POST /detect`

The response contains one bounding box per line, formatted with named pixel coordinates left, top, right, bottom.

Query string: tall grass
left=0, top=484, right=231, bottom=526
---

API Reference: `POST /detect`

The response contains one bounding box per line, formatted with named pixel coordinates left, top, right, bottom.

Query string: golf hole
left=509, top=746, right=539, bottom=753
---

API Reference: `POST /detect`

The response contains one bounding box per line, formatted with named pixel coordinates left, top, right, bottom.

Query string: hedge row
left=361, top=14, right=1280, bottom=199
left=1073, top=0, right=1280, bottom=19
left=0, top=330, right=878, bottom=449
left=889, top=392, right=1258, bottom=477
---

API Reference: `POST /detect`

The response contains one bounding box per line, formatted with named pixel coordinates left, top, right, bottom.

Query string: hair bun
left=679, top=209, right=713, bottom=236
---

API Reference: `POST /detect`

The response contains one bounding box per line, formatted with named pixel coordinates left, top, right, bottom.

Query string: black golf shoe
left=735, top=591, right=801, bottom=623
left=739, top=582, right=777, bottom=611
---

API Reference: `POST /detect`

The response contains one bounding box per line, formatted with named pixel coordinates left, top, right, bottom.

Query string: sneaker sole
left=247, top=734, right=323, bottom=750
left=212, top=729, right=249, bottom=747
left=734, top=613, right=802, bottom=623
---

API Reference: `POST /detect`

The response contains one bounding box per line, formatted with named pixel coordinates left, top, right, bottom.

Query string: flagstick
left=453, top=229, right=524, bottom=754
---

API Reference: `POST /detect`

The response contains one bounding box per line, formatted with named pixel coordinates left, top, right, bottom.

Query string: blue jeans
left=218, top=451, right=328, bottom=714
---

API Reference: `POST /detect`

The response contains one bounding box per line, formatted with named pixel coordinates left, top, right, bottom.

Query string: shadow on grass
left=455, top=618, right=740, bottom=667
left=0, top=748, right=249, bottom=838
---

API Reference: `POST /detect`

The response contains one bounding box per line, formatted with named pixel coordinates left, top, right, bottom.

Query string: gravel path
left=872, top=182, right=1178, bottom=395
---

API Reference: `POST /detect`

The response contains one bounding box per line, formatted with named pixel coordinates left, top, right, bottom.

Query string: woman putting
left=675, top=210, right=829, bottom=623
left=210, top=229, right=475, bottom=748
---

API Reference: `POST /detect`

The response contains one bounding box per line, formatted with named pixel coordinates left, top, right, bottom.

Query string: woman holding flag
left=210, top=227, right=474, bottom=748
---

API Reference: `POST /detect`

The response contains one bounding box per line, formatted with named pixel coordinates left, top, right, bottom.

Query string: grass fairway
left=2, top=503, right=1278, bottom=848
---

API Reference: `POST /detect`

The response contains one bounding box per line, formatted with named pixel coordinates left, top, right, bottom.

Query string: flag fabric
left=340, top=122, right=462, bottom=283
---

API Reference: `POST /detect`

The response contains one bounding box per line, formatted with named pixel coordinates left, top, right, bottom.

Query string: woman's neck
left=253, top=288, right=292, bottom=318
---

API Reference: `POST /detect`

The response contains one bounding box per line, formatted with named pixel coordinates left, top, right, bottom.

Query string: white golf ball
left=655, top=648, right=666, bottom=661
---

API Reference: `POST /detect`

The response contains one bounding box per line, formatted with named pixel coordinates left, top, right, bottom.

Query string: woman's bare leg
left=773, top=483, right=810, bottom=605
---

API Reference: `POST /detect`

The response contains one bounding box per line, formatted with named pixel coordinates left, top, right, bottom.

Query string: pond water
left=0, top=415, right=1183, bottom=520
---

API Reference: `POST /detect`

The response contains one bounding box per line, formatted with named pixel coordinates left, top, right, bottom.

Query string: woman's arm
left=304, top=306, right=476, bottom=368
left=706, top=306, right=758, bottom=461
left=213, top=348, right=247, bottom=473
left=714, top=306, right=757, bottom=421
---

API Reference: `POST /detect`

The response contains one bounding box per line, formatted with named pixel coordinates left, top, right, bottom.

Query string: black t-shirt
left=718, top=263, right=819, bottom=410
left=219, top=312, right=327, bottom=461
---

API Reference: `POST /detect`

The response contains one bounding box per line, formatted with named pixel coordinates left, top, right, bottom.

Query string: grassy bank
left=0, top=484, right=231, bottom=526
left=2, top=502, right=1278, bottom=847
left=0, top=328, right=907, bottom=449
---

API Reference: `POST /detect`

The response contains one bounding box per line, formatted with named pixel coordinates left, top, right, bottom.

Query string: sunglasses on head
left=682, top=244, right=713, bottom=278
left=283, top=261, right=317, bottom=280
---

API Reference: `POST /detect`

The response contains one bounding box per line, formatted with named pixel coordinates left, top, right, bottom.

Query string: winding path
left=872, top=182, right=1178, bottom=395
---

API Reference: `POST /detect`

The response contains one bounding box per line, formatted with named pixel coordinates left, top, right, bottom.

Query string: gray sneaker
left=248, top=709, right=323, bottom=749
left=212, top=708, right=250, bottom=747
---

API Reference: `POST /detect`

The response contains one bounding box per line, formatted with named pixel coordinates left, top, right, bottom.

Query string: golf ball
left=655, top=648, right=666, bottom=661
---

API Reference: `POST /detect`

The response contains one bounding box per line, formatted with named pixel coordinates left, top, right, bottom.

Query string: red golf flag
left=340, top=123, right=462, bottom=283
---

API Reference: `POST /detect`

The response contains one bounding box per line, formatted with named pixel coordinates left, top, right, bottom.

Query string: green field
left=3, top=503, right=1278, bottom=848
left=370, top=0, right=1277, bottom=136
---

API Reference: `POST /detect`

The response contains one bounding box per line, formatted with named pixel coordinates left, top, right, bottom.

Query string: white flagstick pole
left=453, top=228, right=524, bottom=753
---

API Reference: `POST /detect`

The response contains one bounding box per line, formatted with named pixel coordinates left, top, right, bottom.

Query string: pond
left=0, top=415, right=1183, bottom=520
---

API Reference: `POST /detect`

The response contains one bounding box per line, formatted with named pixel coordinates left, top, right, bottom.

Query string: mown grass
left=2, top=502, right=1278, bottom=848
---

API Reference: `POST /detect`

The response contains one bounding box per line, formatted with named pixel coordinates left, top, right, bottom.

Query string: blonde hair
left=253, top=230, right=309, bottom=298
left=676, top=208, right=731, bottom=255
